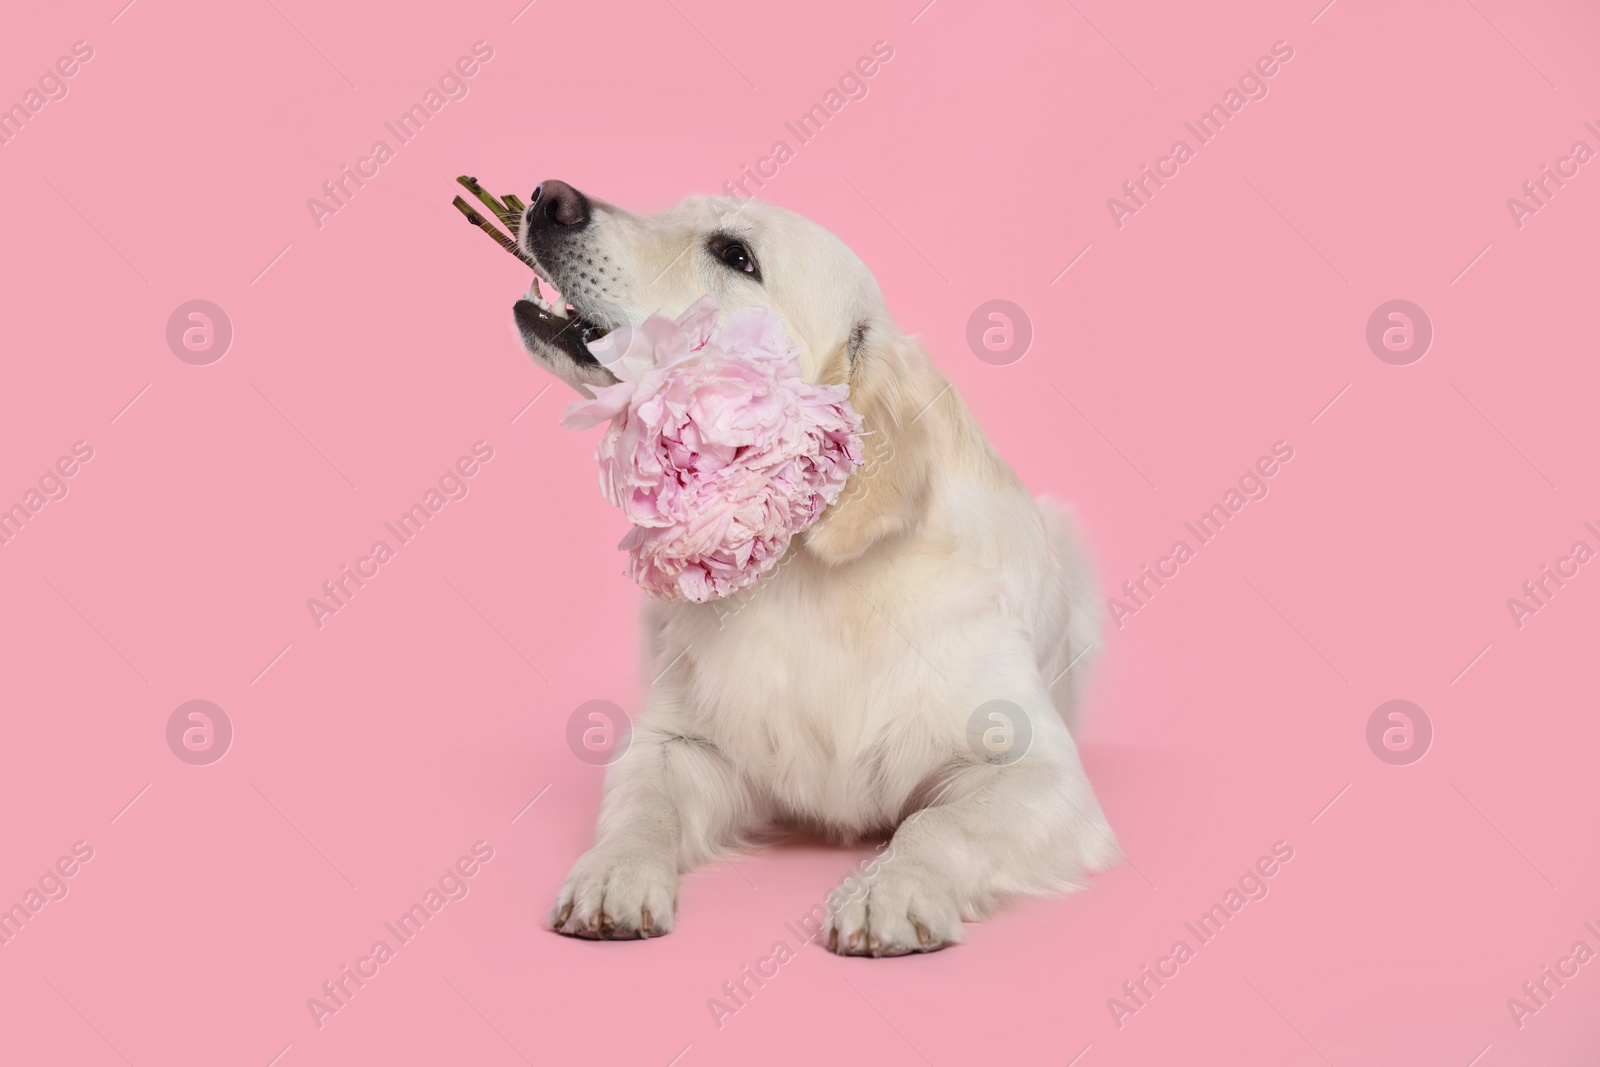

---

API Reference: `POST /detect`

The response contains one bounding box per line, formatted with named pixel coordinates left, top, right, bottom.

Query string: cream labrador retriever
left=513, top=180, right=1118, bottom=956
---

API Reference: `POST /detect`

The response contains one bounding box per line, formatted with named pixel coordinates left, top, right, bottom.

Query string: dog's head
left=514, top=181, right=888, bottom=390
left=514, top=180, right=941, bottom=564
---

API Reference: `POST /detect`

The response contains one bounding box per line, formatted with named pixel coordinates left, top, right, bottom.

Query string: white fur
left=517, top=193, right=1118, bottom=954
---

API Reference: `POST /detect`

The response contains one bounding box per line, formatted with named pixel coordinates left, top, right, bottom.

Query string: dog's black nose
left=527, top=179, right=589, bottom=229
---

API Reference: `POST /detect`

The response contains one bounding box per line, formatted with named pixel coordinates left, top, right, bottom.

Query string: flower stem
left=456, top=175, right=521, bottom=230
left=451, top=186, right=538, bottom=270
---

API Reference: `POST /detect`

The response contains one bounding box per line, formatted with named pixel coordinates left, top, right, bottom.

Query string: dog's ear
left=805, top=323, right=937, bottom=566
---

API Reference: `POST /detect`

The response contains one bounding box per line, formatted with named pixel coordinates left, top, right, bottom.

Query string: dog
left=513, top=180, right=1118, bottom=956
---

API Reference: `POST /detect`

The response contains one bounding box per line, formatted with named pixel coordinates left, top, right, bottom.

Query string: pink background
left=2, top=0, right=1598, bottom=1064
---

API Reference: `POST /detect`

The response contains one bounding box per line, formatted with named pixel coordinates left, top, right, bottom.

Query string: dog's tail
left=1037, top=497, right=1102, bottom=737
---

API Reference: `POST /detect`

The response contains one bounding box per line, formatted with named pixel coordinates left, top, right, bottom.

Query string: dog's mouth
left=513, top=270, right=613, bottom=367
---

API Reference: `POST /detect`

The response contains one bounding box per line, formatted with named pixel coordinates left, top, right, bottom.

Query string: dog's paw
left=549, top=845, right=677, bottom=940
left=824, top=862, right=963, bottom=957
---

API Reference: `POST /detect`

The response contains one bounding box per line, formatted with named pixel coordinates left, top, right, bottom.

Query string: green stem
left=451, top=195, right=538, bottom=269
left=456, top=175, right=520, bottom=230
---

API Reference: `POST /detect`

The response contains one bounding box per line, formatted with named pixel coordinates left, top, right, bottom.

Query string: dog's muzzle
left=513, top=178, right=612, bottom=366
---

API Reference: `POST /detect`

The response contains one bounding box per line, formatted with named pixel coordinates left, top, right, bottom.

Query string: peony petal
left=563, top=294, right=864, bottom=601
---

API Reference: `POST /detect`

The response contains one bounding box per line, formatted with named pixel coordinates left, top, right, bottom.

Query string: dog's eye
left=709, top=237, right=761, bottom=281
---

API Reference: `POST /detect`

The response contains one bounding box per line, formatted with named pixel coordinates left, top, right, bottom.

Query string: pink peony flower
left=561, top=295, right=864, bottom=602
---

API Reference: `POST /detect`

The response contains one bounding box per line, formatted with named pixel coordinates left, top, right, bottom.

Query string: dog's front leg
left=550, top=723, right=748, bottom=940
left=825, top=735, right=1119, bottom=957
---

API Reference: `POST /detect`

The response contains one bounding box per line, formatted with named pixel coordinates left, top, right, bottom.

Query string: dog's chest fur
left=658, top=544, right=1006, bottom=836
